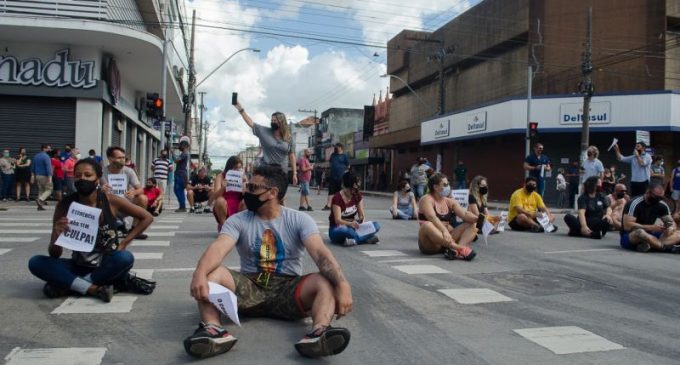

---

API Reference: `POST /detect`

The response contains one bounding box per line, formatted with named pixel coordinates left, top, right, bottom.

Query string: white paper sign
left=497, top=211, right=508, bottom=232
left=208, top=281, right=241, bottom=326
left=225, top=170, right=243, bottom=193
left=481, top=220, right=494, bottom=246
left=108, top=174, right=128, bottom=197
left=540, top=164, right=545, bottom=178
left=536, top=213, right=555, bottom=234
left=355, top=221, right=377, bottom=237
left=55, top=202, right=102, bottom=252
left=607, top=138, right=618, bottom=151
left=450, top=189, right=469, bottom=209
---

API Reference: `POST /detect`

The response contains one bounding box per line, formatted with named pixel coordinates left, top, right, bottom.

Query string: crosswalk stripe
left=130, top=241, right=170, bottom=247
left=0, top=218, right=51, bottom=222
left=4, top=347, right=107, bottom=365
left=0, top=223, right=50, bottom=227
left=513, top=326, right=625, bottom=354
left=438, top=288, right=515, bottom=304
left=146, top=232, right=176, bottom=237
left=148, top=225, right=179, bottom=230
left=131, top=252, right=163, bottom=259
left=0, top=249, right=12, bottom=255
left=392, top=264, right=450, bottom=274
left=52, top=296, right=138, bottom=314
left=0, top=229, right=51, bottom=234
left=131, top=269, right=154, bottom=279
left=0, top=237, right=40, bottom=242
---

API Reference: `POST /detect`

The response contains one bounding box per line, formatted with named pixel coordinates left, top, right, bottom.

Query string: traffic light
left=529, top=122, right=538, bottom=138
left=145, top=92, right=163, bottom=119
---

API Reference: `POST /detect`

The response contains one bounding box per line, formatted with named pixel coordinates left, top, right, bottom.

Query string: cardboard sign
left=225, top=170, right=243, bottom=192
left=108, top=174, right=128, bottom=197
left=55, top=202, right=102, bottom=252
left=208, top=281, right=241, bottom=326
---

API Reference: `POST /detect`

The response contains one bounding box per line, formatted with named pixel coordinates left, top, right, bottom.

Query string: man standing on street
left=0, top=148, right=15, bottom=201
left=298, top=149, right=313, bottom=211
left=613, top=141, right=652, bottom=197
left=524, top=143, right=551, bottom=197
left=174, top=141, right=190, bottom=212
left=151, top=149, right=172, bottom=195
left=323, top=143, right=349, bottom=211
left=454, top=160, right=467, bottom=189
left=31, top=144, right=53, bottom=211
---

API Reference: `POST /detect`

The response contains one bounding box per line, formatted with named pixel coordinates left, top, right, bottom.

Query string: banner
left=55, top=202, right=102, bottom=252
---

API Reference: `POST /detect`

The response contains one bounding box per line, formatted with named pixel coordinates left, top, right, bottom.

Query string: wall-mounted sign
left=559, top=101, right=611, bottom=125
left=434, top=119, right=450, bottom=139
left=0, top=49, right=97, bottom=89
left=466, top=111, right=487, bottom=133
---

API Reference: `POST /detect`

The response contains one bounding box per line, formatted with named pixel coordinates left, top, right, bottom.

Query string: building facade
left=0, top=0, right=189, bottom=182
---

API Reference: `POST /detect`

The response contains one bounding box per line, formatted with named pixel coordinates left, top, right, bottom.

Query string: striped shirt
left=151, top=158, right=171, bottom=180
left=621, top=196, right=670, bottom=233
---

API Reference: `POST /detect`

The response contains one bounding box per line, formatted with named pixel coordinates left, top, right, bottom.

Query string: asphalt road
left=0, top=190, right=679, bottom=365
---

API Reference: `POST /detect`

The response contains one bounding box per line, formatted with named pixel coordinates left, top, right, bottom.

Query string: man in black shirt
left=564, top=176, right=612, bottom=239
left=621, top=181, right=680, bottom=252
left=187, top=167, right=213, bottom=213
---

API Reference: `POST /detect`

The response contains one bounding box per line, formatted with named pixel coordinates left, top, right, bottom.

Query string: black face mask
left=146, top=184, right=154, bottom=188
left=525, top=185, right=536, bottom=193
left=404, top=188, right=411, bottom=193
left=243, top=190, right=270, bottom=212
left=75, top=179, right=97, bottom=196
left=616, top=192, right=626, bottom=199
left=647, top=195, right=661, bottom=205
left=479, top=186, right=488, bottom=195
left=270, top=123, right=280, bottom=131
left=334, top=148, right=339, bottom=153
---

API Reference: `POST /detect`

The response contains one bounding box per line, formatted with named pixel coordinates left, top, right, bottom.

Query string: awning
left=369, top=126, right=420, bottom=148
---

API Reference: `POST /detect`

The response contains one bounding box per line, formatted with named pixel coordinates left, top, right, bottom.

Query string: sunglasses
left=246, top=183, right=271, bottom=193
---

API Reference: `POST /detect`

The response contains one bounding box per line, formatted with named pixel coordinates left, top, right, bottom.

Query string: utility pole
left=160, top=39, right=168, bottom=151
left=184, top=10, right=196, bottom=140
left=579, top=7, right=594, bottom=166
left=198, top=91, right=206, bottom=161
left=525, top=65, right=533, bottom=177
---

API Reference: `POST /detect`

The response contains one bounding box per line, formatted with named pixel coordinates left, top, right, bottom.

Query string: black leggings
left=564, top=214, right=610, bottom=239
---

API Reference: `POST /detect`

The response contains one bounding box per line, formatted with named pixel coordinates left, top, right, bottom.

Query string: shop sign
left=355, top=149, right=369, bottom=159
left=466, top=112, right=487, bottom=134
left=559, top=101, right=611, bottom=125
left=0, top=49, right=97, bottom=89
left=433, top=119, right=450, bottom=139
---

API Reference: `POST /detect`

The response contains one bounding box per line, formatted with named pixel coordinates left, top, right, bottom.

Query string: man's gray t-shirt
left=253, top=124, right=293, bottom=173
left=220, top=207, right=319, bottom=276
left=101, top=166, right=141, bottom=190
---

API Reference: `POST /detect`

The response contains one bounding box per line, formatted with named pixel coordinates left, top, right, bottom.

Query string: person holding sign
left=100, top=146, right=148, bottom=239
left=212, top=156, right=248, bottom=232
left=613, top=141, right=652, bottom=197
left=185, top=165, right=352, bottom=359
left=468, top=176, right=501, bottom=233
left=507, top=176, right=557, bottom=233
left=28, top=159, right=153, bottom=302
left=328, top=172, right=381, bottom=246
left=417, top=173, right=479, bottom=261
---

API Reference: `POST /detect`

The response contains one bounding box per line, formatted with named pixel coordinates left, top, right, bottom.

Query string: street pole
left=198, top=91, right=206, bottom=161
left=161, top=39, right=168, bottom=151
left=184, top=10, right=196, bottom=139
left=525, top=65, right=532, bottom=177
left=580, top=7, right=593, bottom=166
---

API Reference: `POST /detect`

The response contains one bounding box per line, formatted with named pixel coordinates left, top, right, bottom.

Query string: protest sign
left=108, top=174, right=128, bottom=197
left=536, top=212, right=555, bottom=233
left=450, top=189, right=469, bottom=209
left=356, top=221, right=377, bottom=237
left=225, top=170, right=244, bottom=192
left=208, top=281, right=241, bottom=326
left=55, top=202, right=102, bottom=252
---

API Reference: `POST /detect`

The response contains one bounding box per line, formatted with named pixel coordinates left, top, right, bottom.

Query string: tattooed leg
left=630, top=228, right=664, bottom=250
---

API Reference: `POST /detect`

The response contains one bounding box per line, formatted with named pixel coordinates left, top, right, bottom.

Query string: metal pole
left=580, top=7, right=593, bottom=165
left=184, top=10, right=196, bottom=139
left=525, top=65, right=532, bottom=177
left=198, top=91, right=206, bottom=161
left=161, top=39, right=167, bottom=151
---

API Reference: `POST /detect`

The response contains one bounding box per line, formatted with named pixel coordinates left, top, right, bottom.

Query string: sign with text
left=225, top=170, right=244, bottom=192
left=635, top=130, right=650, bottom=146
left=0, top=49, right=96, bottom=89
left=559, top=101, right=611, bottom=125
left=108, top=174, right=128, bottom=197
left=55, top=202, right=102, bottom=252
left=434, top=120, right=450, bottom=139
left=466, top=112, right=487, bottom=134
left=209, top=281, right=241, bottom=326
left=450, top=189, right=469, bottom=209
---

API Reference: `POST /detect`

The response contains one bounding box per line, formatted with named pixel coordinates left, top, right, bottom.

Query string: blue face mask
left=440, top=185, right=451, bottom=198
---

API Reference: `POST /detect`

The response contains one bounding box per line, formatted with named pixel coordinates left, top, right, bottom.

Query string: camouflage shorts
left=229, top=269, right=311, bottom=320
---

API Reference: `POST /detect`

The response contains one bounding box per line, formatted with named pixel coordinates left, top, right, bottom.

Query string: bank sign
left=0, top=49, right=97, bottom=89
left=433, top=119, right=450, bottom=139
left=559, top=101, right=611, bottom=125
left=465, top=112, right=487, bottom=133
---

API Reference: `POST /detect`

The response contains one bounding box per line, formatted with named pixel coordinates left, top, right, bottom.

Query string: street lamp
left=196, top=48, right=261, bottom=88
left=380, top=73, right=432, bottom=112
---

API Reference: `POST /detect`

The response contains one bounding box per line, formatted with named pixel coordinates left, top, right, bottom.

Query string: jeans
left=390, top=206, right=413, bottom=220
left=537, top=178, right=546, bottom=197
left=28, top=250, right=134, bottom=289
left=456, top=180, right=466, bottom=189
left=0, top=172, right=14, bottom=199
left=174, top=175, right=187, bottom=209
left=329, top=221, right=381, bottom=244
left=413, top=184, right=426, bottom=200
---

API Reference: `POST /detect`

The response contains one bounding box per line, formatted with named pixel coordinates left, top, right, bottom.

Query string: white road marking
left=361, top=250, right=408, bottom=257
left=146, top=232, right=176, bottom=237
left=0, top=229, right=51, bottom=234
left=544, top=248, right=618, bottom=254
left=513, top=326, right=625, bottom=354
left=4, top=347, right=106, bottom=365
left=131, top=269, right=154, bottom=280
left=0, top=218, right=51, bottom=221
left=131, top=252, right=164, bottom=260
left=438, top=288, right=515, bottom=304
left=148, top=225, right=179, bottom=230
left=130, top=241, right=170, bottom=247
left=0, top=223, right=50, bottom=227
left=0, top=249, right=12, bottom=255
left=152, top=266, right=240, bottom=272
left=379, top=258, right=436, bottom=264
left=51, top=296, right=138, bottom=314
left=392, top=265, right=450, bottom=274
left=0, top=237, right=39, bottom=242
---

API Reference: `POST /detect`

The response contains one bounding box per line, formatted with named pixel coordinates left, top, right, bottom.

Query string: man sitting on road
left=508, top=176, right=557, bottom=232
left=187, top=167, right=213, bottom=213
left=607, top=183, right=629, bottom=231
left=184, top=165, right=353, bottom=359
left=620, top=181, right=680, bottom=253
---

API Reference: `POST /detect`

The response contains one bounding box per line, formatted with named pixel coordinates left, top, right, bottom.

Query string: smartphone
left=231, top=92, right=238, bottom=105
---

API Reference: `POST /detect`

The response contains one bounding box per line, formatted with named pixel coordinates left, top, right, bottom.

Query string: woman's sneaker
left=343, top=239, right=357, bottom=247
left=94, top=285, right=114, bottom=303
left=295, top=326, right=351, bottom=358
left=454, top=246, right=476, bottom=261
left=43, top=283, right=71, bottom=298
left=184, top=322, right=237, bottom=358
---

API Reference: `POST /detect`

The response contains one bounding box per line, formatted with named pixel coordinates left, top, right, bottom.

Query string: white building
left=0, top=0, right=190, bottom=181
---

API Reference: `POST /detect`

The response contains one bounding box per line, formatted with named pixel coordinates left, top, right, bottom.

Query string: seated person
left=212, top=156, right=247, bottom=232
left=607, top=183, right=629, bottom=231
left=187, top=167, right=213, bottom=213
left=184, top=165, right=352, bottom=359
left=621, top=182, right=680, bottom=253
left=564, top=176, right=612, bottom=239
left=28, top=159, right=153, bottom=302
left=144, top=177, right=163, bottom=216
left=417, top=173, right=479, bottom=261
left=508, top=176, right=557, bottom=233
left=389, top=180, right=418, bottom=220
left=468, top=175, right=502, bottom=232
left=329, top=172, right=380, bottom=246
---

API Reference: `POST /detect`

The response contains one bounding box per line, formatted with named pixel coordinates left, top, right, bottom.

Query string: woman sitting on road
left=389, top=179, right=418, bottom=220
left=212, top=156, right=248, bottom=232
left=417, top=173, right=480, bottom=261
left=28, top=159, right=154, bottom=302
left=468, top=175, right=501, bottom=233
left=329, top=172, right=380, bottom=246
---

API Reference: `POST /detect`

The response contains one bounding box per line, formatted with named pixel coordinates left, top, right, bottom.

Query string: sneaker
left=203, top=207, right=212, bottom=213
left=454, top=246, right=476, bottom=261
left=669, top=244, right=680, bottom=254
left=36, top=200, right=45, bottom=211
left=343, top=239, right=357, bottom=247
left=547, top=225, right=558, bottom=233
left=94, top=285, right=114, bottom=303
left=530, top=225, right=544, bottom=233
left=299, top=206, right=306, bottom=211
left=184, top=322, right=238, bottom=359
left=175, top=208, right=187, bottom=213
left=443, top=248, right=457, bottom=260
left=42, top=283, right=70, bottom=298
left=295, top=326, right=351, bottom=358
left=322, top=205, right=331, bottom=211
left=135, top=233, right=148, bottom=240
left=636, top=242, right=651, bottom=252
left=151, top=211, right=159, bottom=217
left=190, top=208, right=196, bottom=213
left=306, top=206, right=314, bottom=211
left=364, top=236, right=380, bottom=245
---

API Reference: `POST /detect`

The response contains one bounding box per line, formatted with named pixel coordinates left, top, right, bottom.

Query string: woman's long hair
left=469, top=175, right=488, bottom=208
left=224, top=156, right=242, bottom=172
left=271, top=112, right=291, bottom=142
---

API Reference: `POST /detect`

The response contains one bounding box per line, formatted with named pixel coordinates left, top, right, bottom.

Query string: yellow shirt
left=508, top=188, right=545, bottom=222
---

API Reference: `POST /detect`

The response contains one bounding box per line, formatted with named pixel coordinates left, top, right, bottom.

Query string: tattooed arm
left=304, top=233, right=353, bottom=317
